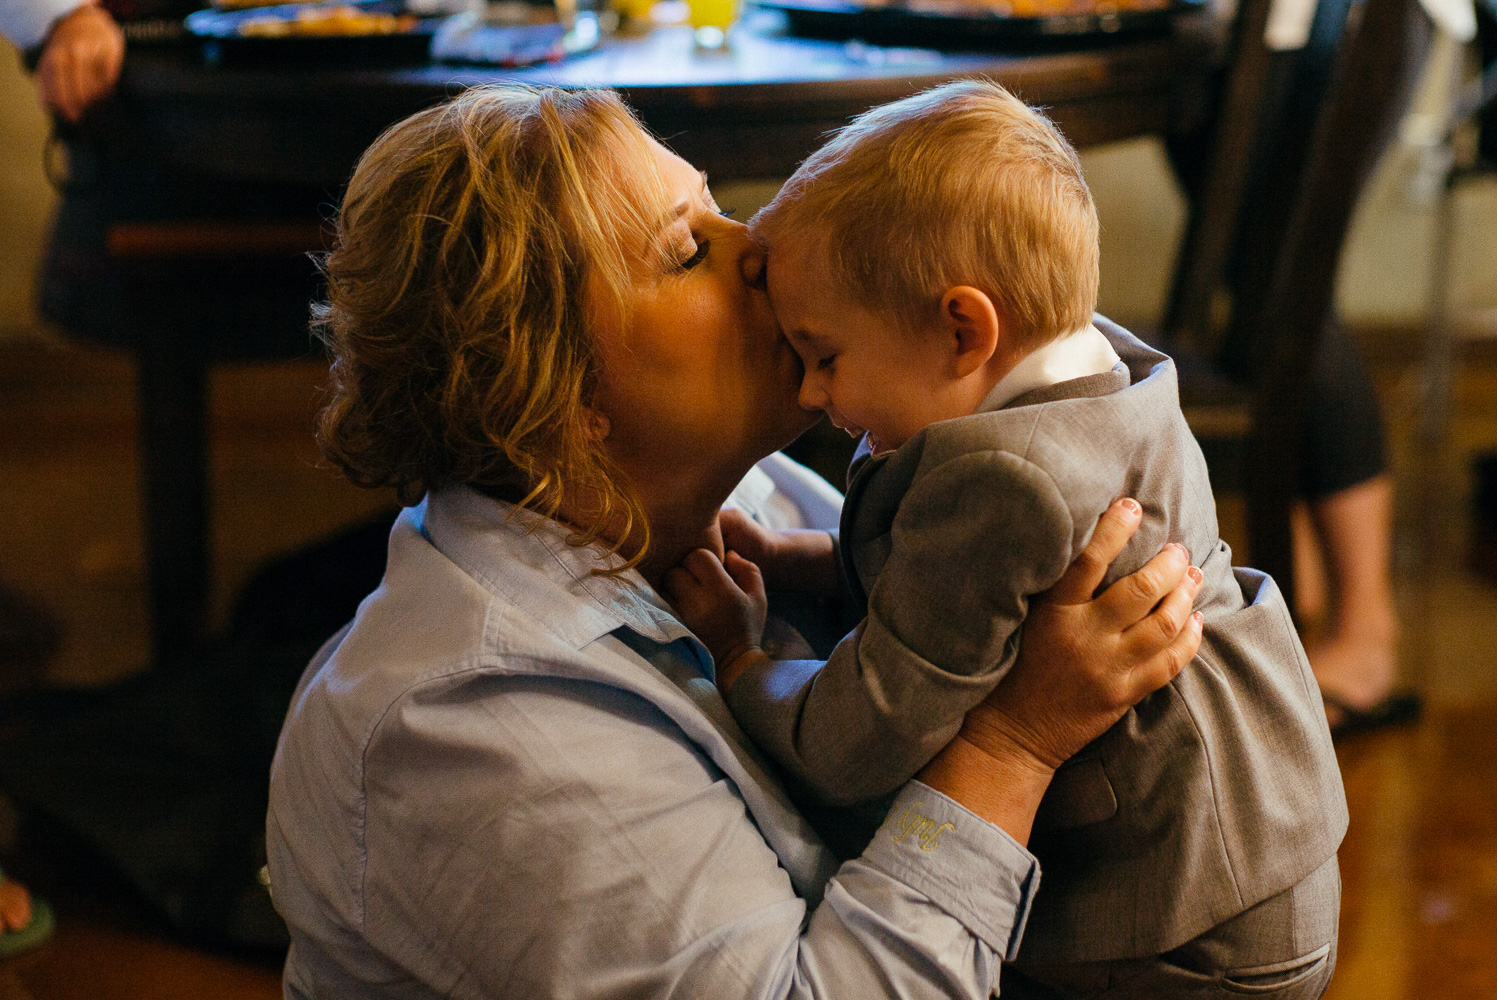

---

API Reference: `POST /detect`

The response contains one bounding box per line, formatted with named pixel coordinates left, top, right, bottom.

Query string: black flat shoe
left=1323, top=689, right=1423, bottom=743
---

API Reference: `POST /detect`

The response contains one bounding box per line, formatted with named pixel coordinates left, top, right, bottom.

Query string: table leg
left=136, top=320, right=210, bottom=671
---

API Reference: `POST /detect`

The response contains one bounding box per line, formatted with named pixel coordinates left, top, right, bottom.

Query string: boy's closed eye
left=786, top=330, right=836, bottom=369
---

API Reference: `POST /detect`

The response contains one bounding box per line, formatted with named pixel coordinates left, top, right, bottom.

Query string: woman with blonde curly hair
left=267, top=83, right=1203, bottom=999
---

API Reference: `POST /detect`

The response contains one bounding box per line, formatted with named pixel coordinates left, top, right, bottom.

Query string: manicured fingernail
left=1168, top=542, right=1187, bottom=558
left=1187, top=566, right=1203, bottom=586
left=1193, top=611, right=1204, bottom=625
left=1120, top=498, right=1141, bottom=516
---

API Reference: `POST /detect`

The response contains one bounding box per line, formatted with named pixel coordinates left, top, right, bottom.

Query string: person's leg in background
left=0, top=873, right=34, bottom=938
left=1284, top=326, right=1419, bottom=735
left=1297, top=476, right=1401, bottom=716
left=1216, top=312, right=1416, bottom=735
left=0, top=582, right=59, bottom=955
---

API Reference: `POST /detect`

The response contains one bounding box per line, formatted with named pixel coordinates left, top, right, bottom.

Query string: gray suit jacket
left=726, top=318, right=1347, bottom=963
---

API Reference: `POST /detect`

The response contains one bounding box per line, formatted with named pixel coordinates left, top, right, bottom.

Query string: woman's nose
left=739, top=236, right=767, bottom=291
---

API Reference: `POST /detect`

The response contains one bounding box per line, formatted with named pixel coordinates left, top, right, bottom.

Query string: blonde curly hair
left=315, top=85, right=674, bottom=566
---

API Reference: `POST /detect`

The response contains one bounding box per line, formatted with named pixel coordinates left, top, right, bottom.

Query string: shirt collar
left=978, top=322, right=1122, bottom=414
left=412, top=486, right=696, bottom=651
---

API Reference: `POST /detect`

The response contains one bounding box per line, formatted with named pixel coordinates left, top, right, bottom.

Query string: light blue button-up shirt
left=267, top=458, right=1040, bottom=999
left=0, top=0, right=89, bottom=52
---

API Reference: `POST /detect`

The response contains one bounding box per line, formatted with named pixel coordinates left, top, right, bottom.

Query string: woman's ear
left=940, top=287, right=1002, bottom=379
left=583, top=408, right=612, bottom=442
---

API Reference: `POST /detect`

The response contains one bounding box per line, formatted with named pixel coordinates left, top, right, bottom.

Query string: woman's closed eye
left=815, top=353, right=837, bottom=371
left=677, top=238, right=710, bottom=271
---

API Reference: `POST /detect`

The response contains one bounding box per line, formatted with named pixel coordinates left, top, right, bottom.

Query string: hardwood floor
left=0, top=912, right=280, bottom=1000
left=1330, top=703, right=1497, bottom=999
left=0, top=335, right=1493, bottom=996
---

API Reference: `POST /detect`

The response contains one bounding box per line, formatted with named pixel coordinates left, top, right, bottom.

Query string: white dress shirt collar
left=978, top=321, right=1122, bottom=414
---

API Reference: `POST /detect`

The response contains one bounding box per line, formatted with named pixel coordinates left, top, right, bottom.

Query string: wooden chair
left=1162, top=0, right=1434, bottom=610
left=104, top=220, right=326, bottom=670
left=1416, top=33, right=1497, bottom=579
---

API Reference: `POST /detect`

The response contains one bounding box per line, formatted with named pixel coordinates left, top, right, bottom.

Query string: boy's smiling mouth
left=824, top=410, right=885, bottom=454
left=824, top=409, right=863, bottom=439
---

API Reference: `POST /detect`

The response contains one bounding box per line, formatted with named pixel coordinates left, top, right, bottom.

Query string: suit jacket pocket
left=1033, top=756, right=1117, bottom=832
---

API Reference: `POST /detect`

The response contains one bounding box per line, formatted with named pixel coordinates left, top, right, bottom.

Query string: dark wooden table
left=107, top=12, right=1216, bottom=186
left=83, top=10, right=1222, bottom=667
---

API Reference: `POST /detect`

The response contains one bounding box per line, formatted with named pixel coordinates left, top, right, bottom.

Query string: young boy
left=668, top=81, right=1347, bottom=997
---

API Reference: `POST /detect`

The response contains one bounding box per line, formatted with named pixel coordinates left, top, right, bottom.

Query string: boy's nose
left=797, top=375, right=827, bottom=412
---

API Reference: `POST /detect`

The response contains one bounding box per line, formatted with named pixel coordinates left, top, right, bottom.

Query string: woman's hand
left=662, top=548, right=769, bottom=689
left=967, top=498, right=1204, bottom=770
left=35, top=2, right=125, bottom=123
left=919, top=498, right=1203, bottom=842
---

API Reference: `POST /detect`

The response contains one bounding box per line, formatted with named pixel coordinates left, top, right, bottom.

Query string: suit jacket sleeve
left=727, top=450, right=1075, bottom=805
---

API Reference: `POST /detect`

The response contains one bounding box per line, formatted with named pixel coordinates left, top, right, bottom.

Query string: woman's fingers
left=1093, top=542, right=1192, bottom=632
left=1122, top=564, right=1201, bottom=651
left=1045, top=499, right=1143, bottom=605
left=1122, top=611, right=1203, bottom=705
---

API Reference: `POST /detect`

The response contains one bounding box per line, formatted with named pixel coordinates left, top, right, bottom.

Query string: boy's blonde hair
left=315, top=84, right=675, bottom=568
left=753, top=79, right=1099, bottom=349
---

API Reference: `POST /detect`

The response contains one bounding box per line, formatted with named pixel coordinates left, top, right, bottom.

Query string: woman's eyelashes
left=677, top=239, right=710, bottom=270
left=816, top=353, right=837, bottom=371
left=673, top=207, right=736, bottom=270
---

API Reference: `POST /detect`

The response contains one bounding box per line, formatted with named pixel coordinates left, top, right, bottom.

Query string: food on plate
left=901, top=0, right=1169, bottom=13
left=237, top=5, right=419, bottom=36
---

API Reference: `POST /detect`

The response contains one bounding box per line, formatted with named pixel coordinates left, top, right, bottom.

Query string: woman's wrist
left=957, top=701, right=1065, bottom=773
left=916, top=730, right=1054, bottom=847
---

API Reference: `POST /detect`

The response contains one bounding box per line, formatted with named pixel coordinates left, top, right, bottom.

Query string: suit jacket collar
left=1002, top=366, right=1129, bottom=410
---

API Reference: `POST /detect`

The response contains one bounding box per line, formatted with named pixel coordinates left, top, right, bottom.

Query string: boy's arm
left=726, top=452, right=1077, bottom=806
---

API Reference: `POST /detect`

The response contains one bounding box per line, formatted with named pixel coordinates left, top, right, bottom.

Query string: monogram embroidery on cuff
left=886, top=802, right=956, bottom=852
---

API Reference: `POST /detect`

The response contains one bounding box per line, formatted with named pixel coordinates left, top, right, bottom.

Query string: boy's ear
left=940, top=286, right=1002, bottom=378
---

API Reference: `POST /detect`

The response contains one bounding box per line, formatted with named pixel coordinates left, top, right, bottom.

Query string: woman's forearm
left=916, top=723, right=1053, bottom=847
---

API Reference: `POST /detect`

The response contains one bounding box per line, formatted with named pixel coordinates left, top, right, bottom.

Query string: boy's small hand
left=720, top=508, right=840, bottom=596
left=662, top=547, right=769, bottom=681
left=719, top=509, right=780, bottom=569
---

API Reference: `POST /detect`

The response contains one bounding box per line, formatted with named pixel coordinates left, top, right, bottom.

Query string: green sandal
left=0, top=870, right=54, bottom=959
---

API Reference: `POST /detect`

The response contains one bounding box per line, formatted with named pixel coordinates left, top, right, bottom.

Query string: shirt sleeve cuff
left=862, top=782, right=1040, bottom=960
left=5, top=0, right=89, bottom=53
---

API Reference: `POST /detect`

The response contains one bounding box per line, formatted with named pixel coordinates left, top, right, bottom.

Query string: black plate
left=184, top=1, right=441, bottom=65
left=756, top=0, right=1199, bottom=46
